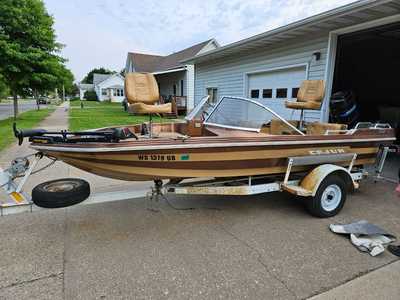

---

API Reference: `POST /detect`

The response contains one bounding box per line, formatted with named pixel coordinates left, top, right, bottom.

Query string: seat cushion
left=130, top=102, right=172, bottom=114
left=125, top=73, right=159, bottom=104
left=285, top=100, right=321, bottom=110
left=270, top=119, right=299, bottom=135
left=306, top=122, right=347, bottom=135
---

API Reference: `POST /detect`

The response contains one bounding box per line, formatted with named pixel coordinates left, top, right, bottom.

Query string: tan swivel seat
left=125, top=72, right=171, bottom=114
left=285, top=80, right=325, bottom=128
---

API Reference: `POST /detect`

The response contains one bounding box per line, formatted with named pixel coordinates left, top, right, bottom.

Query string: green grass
left=0, top=108, right=55, bottom=152
left=69, top=101, right=177, bottom=131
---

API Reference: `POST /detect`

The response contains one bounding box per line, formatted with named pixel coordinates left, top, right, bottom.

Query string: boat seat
left=270, top=119, right=299, bottom=135
left=306, top=122, right=347, bottom=135
left=285, top=100, right=321, bottom=110
left=125, top=72, right=172, bottom=114
left=130, top=102, right=172, bottom=114
left=285, top=80, right=325, bottom=129
left=285, top=80, right=325, bottom=111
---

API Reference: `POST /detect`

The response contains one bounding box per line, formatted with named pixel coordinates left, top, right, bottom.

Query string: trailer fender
left=300, top=164, right=357, bottom=197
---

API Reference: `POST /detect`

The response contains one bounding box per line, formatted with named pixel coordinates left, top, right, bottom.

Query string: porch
left=100, top=85, right=124, bottom=103
left=154, top=69, right=188, bottom=115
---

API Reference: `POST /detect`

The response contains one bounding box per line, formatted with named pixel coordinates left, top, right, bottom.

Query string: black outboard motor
left=330, top=91, right=360, bottom=128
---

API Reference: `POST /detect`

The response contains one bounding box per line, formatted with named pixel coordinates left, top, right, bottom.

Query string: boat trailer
left=0, top=147, right=393, bottom=217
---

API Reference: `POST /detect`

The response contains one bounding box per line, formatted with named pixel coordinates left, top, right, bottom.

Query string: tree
left=84, top=90, right=98, bottom=101
left=0, top=0, right=69, bottom=118
left=81, top=68, right=115, bottom=84
left=56, top=64, right=74, bottom=97
left=0, top=75, right=10, bottom=101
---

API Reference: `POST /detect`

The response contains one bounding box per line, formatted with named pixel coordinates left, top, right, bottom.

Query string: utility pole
left=62, top=84, right=65, bottom=102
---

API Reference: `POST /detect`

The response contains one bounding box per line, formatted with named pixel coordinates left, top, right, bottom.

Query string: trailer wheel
left=32, top=178, right=90, bottom=208
left=305, top=174, right=347, bottom=218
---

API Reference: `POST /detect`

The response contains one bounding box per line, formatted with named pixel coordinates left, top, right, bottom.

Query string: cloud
left=44, top=0, right=357, bottom=81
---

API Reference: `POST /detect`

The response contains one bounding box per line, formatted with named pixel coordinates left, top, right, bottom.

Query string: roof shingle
left=129, top=39, right=214, bottom=73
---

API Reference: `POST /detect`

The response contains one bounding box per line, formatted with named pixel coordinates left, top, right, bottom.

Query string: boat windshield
left=204, top=96, right=303, bottom=134
left=185, top=95, right=212, bottom=121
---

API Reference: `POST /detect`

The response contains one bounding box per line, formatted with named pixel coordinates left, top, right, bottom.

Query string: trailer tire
left=305, top=174, right=347, bottom=218
left=32, top=178, right=90, bottom=208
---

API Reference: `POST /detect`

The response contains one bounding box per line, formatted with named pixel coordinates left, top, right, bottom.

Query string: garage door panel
left=248, top=66, right=307, bottom=119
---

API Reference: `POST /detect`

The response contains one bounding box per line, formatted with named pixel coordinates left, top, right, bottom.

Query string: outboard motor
left=330, top=90, right=360, bottom=128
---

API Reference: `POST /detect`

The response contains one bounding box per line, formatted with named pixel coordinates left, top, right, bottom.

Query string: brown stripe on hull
left=55, top=153, right=377, bottom=170
left=44, top=142, right=378, bottom=160
left=55, top=154, right=376, bottom=181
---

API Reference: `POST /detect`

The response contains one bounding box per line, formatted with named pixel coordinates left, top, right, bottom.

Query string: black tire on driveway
left=32, top=178, right=90, bottom=208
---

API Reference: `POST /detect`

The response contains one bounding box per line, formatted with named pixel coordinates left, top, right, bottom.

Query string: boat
left=15, top=95, right=395, bottom=182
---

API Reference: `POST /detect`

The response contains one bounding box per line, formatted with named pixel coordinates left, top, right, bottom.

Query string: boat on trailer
left=21, top=96, right=395, bottom=181
left=1, top=74, right=396, bottom=217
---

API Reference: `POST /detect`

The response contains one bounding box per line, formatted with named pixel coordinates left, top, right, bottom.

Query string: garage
left=247, top=65, right=307, bottom=119
left=188, top=0, right=400, bottom=140
left=331, top=21, right=400, bottom=140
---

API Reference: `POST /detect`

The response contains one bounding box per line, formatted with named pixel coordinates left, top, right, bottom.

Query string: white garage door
left=248, top=66, right=307, bottom=120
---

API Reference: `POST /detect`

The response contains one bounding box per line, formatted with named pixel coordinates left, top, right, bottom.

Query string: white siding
left=194, top=36, right=329, bottom=121
left=186, top=65, right=195, bottom=110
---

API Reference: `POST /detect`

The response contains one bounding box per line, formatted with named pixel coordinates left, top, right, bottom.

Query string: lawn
left=0, top=108, right=55, bottom=152
left=69, top=100, right=177, bottom=131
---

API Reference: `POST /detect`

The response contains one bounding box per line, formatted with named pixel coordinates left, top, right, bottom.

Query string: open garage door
left=247, top=66, right=311, bottom=120
left=331, top=22, right=400, bottom=141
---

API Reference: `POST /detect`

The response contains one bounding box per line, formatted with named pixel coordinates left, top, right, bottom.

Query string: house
left=125, top=39, right=219, bottom=111
left=78, top=73, right=125, bottom=102
left=183, top=0, right=400, bottom=129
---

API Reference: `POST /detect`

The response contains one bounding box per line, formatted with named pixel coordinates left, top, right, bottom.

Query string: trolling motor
left=13, top=123, right=138, bottom=145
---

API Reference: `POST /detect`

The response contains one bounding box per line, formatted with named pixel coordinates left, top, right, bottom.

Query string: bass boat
left=14, top=95, right=396, bottom=181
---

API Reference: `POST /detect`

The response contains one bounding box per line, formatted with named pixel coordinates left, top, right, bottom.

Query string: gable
left=96, top=74, right=124, bottom=88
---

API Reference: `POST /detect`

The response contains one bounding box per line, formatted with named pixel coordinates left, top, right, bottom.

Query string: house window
left=180, top=80, right=184, bottom=96
left=250, top=89, right=260, bottom=99
left=292, top=87, right=299, bottom=98
left=206, top=87, right=218, bottom=103
left=262, top=89, right=272, bottom=99
left=115, top=89, right=123, bottom=96
left=276, top=88, right=287, bottom=98
left=173, top=84, right=177, bottom=96
left=102, top=89, right=107, bottom=96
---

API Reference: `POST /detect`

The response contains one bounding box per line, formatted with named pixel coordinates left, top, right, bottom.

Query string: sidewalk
left=310, top=260, right=400, bottom=299
left=0, top=102, right=152, bottom=198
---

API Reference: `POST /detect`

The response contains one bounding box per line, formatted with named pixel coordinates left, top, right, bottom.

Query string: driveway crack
left=0, top=272, right=63, bottom=291
left=218, top=224, right=298, bottom=299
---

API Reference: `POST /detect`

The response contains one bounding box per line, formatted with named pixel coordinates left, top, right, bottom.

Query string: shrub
left=84, top=91, right=98, bottom=101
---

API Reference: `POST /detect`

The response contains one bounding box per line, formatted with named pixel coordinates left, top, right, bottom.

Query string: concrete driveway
left=0, top=100, right=45, bottom=120
left=0, top=156, right=399, bottom=299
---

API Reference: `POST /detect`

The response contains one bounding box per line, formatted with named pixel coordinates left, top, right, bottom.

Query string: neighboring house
left=78, top=73, right=125, bottom=102
left=125, top=39, right=219, bottom=111
left=183, top=0, right=400, bottom=126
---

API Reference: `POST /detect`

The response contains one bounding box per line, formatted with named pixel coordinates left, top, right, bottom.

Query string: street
left=0, top=100, right=46, bottom=120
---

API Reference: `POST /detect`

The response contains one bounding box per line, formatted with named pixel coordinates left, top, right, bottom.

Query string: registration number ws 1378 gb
left=137, top=154, right=190, bottom=161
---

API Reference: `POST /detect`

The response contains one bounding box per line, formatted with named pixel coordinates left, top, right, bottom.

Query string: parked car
left=37, top=97, right=50, bottom=104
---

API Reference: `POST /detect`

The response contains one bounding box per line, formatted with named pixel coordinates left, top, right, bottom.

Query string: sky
left=44, top=0, right=358, bottom=82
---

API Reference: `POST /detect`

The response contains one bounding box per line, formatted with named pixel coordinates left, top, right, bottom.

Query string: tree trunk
left=35, top=90, right=40, bottom=110
left=13, top=92, right=19, bottom=120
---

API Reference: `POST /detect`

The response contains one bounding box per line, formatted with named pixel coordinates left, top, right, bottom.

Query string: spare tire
left=32, top=178, right=90, bottom=208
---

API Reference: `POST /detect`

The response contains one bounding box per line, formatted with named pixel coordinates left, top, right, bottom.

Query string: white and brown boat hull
left=31, top=129, right=395, bottom=181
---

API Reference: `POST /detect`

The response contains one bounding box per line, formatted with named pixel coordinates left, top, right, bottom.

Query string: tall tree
left=81, top=68, right=115, bottom=84
left=0, top=0, right=68, bottom=118
left=0, top=75, right=10, bottom=101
